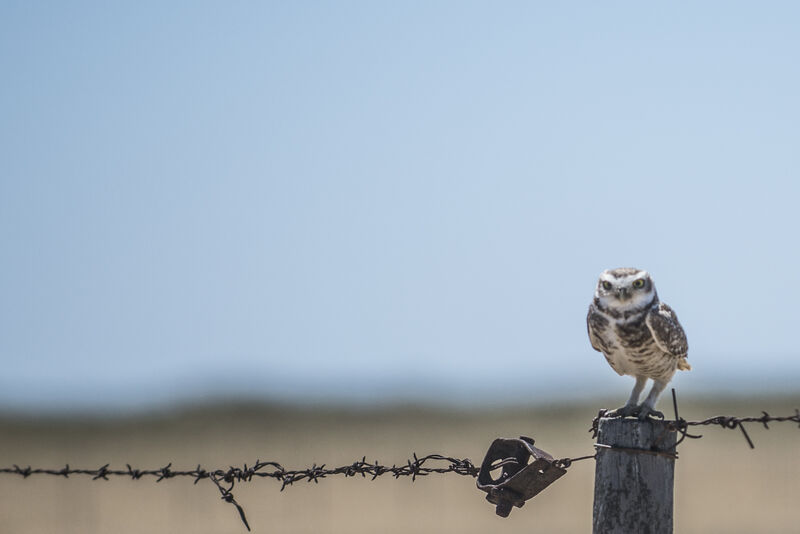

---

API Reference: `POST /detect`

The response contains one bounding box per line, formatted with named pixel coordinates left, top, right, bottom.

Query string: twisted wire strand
left=0, top=454, right=482, bottom=531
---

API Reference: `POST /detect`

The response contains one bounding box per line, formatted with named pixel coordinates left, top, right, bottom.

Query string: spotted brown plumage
left=587, top=268, right=690, bottom=420
left=646, top=302, right=690, bottom=368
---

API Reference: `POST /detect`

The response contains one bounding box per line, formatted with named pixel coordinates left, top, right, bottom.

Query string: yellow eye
left=602, top=281, right=612, bottom=290
left=632, top=279, right=645, bottom=289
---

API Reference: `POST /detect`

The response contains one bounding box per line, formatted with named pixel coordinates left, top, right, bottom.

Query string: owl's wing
left=645, top=302, right=688, bottom=360
left=586, top=304, right=606, bottom=353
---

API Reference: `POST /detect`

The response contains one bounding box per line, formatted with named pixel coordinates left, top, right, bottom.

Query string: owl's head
left=595, top=267, right=657, bottom=311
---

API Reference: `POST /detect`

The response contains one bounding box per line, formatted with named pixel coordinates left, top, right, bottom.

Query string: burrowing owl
left=587, top=268, right=690, bottom=419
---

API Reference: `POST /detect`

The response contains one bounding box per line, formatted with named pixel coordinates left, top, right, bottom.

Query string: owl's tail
left=677, top=358, right=692, bottom=371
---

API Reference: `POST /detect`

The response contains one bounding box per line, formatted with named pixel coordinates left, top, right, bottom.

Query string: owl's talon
left=605, top=404, right=640, bottom=418
left=636, top=405, right=664, bottom=420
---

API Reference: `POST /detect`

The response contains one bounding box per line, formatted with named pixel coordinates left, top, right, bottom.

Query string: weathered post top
left=592, top=417, right=677, bottom=534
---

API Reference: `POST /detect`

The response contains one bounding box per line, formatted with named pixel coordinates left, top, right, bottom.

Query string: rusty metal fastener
left=476, top=436, right=566, bottom=517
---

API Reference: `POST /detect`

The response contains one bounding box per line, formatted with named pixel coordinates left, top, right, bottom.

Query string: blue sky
left=2, top=2, right=799, bottom=411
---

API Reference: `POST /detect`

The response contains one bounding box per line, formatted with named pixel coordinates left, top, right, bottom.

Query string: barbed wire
left=2, top=392, right=798, bottom=530
left=0, top=454, right=480, bottom=531
left=589, top=390, right=800, bottom=453
left=0, top=450, right=594, bottom=530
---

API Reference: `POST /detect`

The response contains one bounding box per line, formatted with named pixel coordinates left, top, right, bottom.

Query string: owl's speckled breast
left=591, top=305, right=678, bottom=381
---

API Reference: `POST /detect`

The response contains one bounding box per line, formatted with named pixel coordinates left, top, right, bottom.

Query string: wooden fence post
left=592, top=417, right=677, bottom=534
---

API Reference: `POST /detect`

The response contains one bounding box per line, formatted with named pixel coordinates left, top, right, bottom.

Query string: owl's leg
left=626, top=375, right=648, bottom=406
left=637, top=379, right=668, bottom=420
left=606, top=376, right=648, bottom=418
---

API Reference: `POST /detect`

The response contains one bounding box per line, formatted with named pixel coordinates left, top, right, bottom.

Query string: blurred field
left=1, top=396, right=798, bottom=534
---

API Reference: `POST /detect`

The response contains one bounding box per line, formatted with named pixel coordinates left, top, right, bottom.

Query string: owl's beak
left=616, top=288, right=630, bottom=301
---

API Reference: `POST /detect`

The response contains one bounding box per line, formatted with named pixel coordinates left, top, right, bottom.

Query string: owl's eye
left=632, top=279, right=645, bottom=289
left=601, top=281, right=612, bottom=291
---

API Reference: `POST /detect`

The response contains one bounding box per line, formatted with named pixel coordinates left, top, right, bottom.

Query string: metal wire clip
left=476, top=436, right=566, bottom=517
